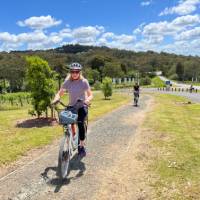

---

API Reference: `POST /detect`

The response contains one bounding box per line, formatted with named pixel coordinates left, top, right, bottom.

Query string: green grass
left=0, top=92, right=31, bottom=110
left=145, top=94, right=200, bottom=199
left=151, top=76, right=165, bottom=88
left=0, top=91, right=131, bottom=166
left=183, top=81, right=200, bottom=86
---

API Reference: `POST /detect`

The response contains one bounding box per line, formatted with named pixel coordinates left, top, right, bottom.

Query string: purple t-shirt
left=61, top=78, right=90, bottom=105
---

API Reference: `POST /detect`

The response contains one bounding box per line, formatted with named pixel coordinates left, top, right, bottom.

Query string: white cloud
left=1, top=14, right=200, bottom=55
left=72, top=26, right=104, bottom=39
left=115, top=34, right=135, bottom=44
left=100, top=32, right=135, bottom=45
left=69, top=26, right=105, bottom=45
left=0, top=31, right=48, bottom=44
left=0, top=32, right=18, bottom=43
left=142, top=15, right=200, bottom=37
left=0, top=42, right=23, bottom=52
left=159, top=0, right=200, bottom=16
left=133, top=23, right=146, bottom=34
left=175, top=26, right=200, bottom=40
left=172, top=14, right=200, bottom=26
left=17, top=15, right=62, bottom=30
left=58, top=28, right=73, bottom=38
left=161, top=39, right=200, bottom=55
left=141, top=1, right=152, bottom=6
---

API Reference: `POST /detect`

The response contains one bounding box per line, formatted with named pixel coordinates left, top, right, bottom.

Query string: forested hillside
left=0, top=44, right=200, bottom=92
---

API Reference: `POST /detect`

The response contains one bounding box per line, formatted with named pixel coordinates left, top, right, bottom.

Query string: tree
left=176, top=62, right=184, bottom=81
left=184, top=60, right=200, bottom=81
left=26, top=56, right=55, bottom=118
left=88, top=56, right=105, bottom=81
left=84, top=68, right=100, bottom=84
left=140, top=76, right=151, bottom=85
left=101, top=77, right=113, bottom=99
left=89, top=56, right=105, bottom=70
left=103, top=62, right=124, bottom=78
left=0, top=53, right=26, bottom=92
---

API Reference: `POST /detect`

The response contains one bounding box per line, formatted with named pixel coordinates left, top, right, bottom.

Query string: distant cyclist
left=52, top=62, right=93, bottom=157
left=133, top=82, right=140, bottom=106
left=189, top=84, right=194, bottom=93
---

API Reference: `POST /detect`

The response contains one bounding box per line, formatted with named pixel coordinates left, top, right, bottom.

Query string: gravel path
left=0, top=95, right=150, bottom=200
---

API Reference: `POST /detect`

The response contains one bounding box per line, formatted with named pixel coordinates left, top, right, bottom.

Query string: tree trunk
left=45, top=109, right=48, bottom=118
left=51, top=107, right=54, bottom=119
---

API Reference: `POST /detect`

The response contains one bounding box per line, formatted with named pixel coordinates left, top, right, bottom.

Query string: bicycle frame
left=52, top=99, right=89, bottom=179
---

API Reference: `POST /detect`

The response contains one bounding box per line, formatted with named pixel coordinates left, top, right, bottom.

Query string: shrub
left=26, top=56, right=55, bottom=118
left=140, top=76, right=151, bottom=85
left=101, top=77, right=113, bottom=99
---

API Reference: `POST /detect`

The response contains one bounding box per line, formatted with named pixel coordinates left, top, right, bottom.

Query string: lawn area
left=151, top=76, right=165, bottom=88
left=144, top=94, right=200, bottom=199
left=142, top=76, right=165, bottom=88
left=0, top=91, right=131, bottom=166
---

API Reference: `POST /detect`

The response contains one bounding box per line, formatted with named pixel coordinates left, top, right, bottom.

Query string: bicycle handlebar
left=51, top=98, right=90, bottom=109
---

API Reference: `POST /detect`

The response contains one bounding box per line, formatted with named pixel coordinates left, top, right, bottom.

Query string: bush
left=93, top=81, right=102, bottom=90
left=26, top=56, right=55, bottom=118
left=102, top=77, right=113, bottom=99
left=140, top=76, right=151, bottom=85
left=148, top=72, right=156, bottom=78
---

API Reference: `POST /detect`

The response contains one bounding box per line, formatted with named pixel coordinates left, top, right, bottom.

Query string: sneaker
left=78, top=146, right=86, bottom=157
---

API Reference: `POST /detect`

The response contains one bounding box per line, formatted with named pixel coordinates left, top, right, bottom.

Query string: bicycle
left=133, top=91, right=139, bottom=106
left=52, top=99, right=88, bottom=179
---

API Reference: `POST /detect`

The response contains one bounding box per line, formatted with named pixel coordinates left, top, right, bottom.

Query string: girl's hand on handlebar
left=84, top=99, right=91, bottom=106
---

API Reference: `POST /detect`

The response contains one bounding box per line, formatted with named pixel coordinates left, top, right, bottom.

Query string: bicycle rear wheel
left=57, top=133, right=71, bottom=179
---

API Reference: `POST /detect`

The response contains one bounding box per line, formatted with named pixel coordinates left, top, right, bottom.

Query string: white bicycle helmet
left=69, top=62, right=82, bottom=70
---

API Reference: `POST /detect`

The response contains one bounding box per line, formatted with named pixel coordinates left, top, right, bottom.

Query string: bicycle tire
left=57, top=133, right=71, bottom=179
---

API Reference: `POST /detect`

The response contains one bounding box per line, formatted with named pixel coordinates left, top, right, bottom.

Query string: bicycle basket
left=59, top=110, right=78, bottom=125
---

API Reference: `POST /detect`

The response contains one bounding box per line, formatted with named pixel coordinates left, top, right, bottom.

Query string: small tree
left=102, top=77, right=112, bottom=99
left=26, top=56, right=55, bottom=118
left=176, top=62, right=184, bottom=81
left=140, top=76, right=151, bottom=85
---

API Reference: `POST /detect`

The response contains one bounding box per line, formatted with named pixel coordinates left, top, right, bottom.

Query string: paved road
left=159, top=76, right=200, bottom=90
left=0, top=96, right=150, bottom=200
left=143, top=88, right=200, bottom=103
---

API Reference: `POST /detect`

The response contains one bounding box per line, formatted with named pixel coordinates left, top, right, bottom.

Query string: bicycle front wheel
left=57, top=134, right=71, bottom=179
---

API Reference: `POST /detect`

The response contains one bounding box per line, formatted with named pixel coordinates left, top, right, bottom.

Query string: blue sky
left=0, top=0, right=200, bottom=55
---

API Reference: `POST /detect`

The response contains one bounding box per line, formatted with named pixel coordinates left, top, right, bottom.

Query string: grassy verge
left=179, top=81, right=200, bottom=86
left=151, top=76, right=165, bottom=88
left=0, top=91, right=131, bottom=166
left=144, top=94, right=200, bottom=199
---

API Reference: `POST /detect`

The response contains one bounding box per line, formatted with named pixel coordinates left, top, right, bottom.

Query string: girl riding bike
left=52, top=62, right=93, bottom=157
left=133, top=82, right=140, bottom=106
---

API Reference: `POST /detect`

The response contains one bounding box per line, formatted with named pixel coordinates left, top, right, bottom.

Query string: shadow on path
left=41, top=153, right=86, bottom=193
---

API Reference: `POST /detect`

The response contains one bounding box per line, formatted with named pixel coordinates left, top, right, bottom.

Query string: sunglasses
left=70, top=70, right=80, bottom=74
